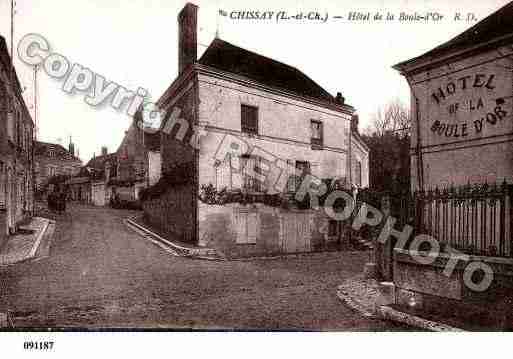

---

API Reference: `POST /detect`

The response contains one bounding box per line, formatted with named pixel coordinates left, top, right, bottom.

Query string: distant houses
left=34, top=140, right=82, bottom=192
left=66, top=118, right=162, bottom=207
left=67, top=148, right=117, bottom=206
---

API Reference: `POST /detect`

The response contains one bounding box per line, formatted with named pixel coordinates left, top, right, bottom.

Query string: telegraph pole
left=33, top=65, right=39, bottom=140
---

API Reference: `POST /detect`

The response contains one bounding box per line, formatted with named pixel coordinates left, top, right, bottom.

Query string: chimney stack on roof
left=101, top=146, right=108, bottom=156
left=336, top=92, right=345, bottom=105
left=178, top=3, right=198, bottom=75
left=68, top=136, right=75, bottom=156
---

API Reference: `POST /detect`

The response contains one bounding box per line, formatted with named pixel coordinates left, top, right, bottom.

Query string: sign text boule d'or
left=428, top=73, right=508, bottom=138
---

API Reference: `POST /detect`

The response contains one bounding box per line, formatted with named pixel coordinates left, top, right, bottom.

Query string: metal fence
left=411, top=182, right=513, bottom=258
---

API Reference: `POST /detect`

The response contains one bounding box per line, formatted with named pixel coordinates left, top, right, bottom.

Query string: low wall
left=198, top=202, right=339, bottom=258
left=393, top=248, right=513, bottom=329
left=142, top=184, right=196, bottom=244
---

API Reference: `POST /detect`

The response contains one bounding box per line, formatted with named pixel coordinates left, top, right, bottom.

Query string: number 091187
left=23, top=341, right=54, bottom=350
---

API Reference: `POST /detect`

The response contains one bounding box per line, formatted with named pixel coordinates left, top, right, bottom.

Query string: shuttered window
left=241, top=104, right=258, bottom=135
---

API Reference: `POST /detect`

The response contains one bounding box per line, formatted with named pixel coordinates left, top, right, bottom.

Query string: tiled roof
left=198, top=38, right=339, bottom=104
left=85, top=153, right=117, bottom=170
left=34, top=141, right=81, bottom=162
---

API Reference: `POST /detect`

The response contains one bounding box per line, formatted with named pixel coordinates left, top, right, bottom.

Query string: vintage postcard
left=0, top=0, right=512, bottom=356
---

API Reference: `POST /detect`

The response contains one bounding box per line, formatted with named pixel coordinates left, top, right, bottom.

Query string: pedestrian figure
left=47, top=189, right=56, bottom=213
left=59, top=188, right=67, bottom=214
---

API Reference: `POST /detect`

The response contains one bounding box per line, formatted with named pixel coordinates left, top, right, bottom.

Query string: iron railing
left=411, top=182, right=513, bottom=258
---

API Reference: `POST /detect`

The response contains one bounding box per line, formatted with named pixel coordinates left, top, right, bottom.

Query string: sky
left=0, top=0, right=510, bottom=162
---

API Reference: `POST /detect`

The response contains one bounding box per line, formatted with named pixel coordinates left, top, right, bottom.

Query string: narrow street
left=0, top=204, right=405, bottom=330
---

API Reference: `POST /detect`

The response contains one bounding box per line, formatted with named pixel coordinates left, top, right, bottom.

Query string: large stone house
left=391, top=3, right=513, bottom=329
left=141, top=3, right=369, bottom=258
left=34, top=140, right=82, bottom=192
left=0, top=35, right=35, bottom=237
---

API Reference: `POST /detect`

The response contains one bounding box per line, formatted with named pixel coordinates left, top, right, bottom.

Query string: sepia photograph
left=0, top=0, right=512, bottom=354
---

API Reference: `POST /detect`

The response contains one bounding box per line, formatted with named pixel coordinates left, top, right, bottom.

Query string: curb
left=0, top=218, right=53, bottom=267
left=28, top=218, right=52, bottom=259
left=124, top=218, right=224, bottom=261
left=336, top=285, right=376, bottom=319
left=376, top=305, right=466, bottom=332
left=234, top=250, right=364, bottom=261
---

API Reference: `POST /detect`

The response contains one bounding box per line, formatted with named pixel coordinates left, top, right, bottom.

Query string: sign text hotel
left=429, top=72, right=509, bottom=139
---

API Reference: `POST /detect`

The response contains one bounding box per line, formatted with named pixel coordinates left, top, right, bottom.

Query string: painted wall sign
left=417, top=61, right=513, bottom=147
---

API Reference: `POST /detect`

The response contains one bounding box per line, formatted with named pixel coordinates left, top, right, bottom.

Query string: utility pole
left=33, top=65, right=39, bottom=140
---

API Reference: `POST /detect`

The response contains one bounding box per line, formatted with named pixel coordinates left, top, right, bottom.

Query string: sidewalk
left=0, top=217, right=53, bottom=266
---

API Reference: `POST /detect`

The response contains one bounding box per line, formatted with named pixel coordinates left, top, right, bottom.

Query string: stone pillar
left=375, top=195, right=393, bottom=281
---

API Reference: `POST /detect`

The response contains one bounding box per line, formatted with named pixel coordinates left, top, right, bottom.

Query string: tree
left=363, top=98, right=411, bottom=138
left=361, top=99, right=411, bottom=193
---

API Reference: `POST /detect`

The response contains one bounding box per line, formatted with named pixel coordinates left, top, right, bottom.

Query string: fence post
left=378, top=195, right=393, bottom=281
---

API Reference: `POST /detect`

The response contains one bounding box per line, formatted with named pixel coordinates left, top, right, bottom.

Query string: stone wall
left=407, top=46, right=513, bottom=189
left=198, top=201, right=338, bottom=258
left=142, top=184, right=196, bottom=244
left=197, top=72, right=354, bottom=193
left=393, top=248, right=513, bottom=329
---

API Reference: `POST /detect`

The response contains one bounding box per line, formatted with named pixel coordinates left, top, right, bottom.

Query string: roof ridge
left=197, top=38, right=335, bottom=102
left=394, top=1, right=513, bottom=70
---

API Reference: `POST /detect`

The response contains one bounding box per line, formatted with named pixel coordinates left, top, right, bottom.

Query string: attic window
left=241, top=104, right=258, bottom=135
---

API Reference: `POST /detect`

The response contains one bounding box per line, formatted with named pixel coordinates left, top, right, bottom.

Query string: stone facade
left=141, top=3, right=369, bottom=254
left=0, top=35, right=35, bottom=237
left=34, top=141, right=82, bottom=191
left=142, top=184, right=196, bottom=243
left=198, top=202, right=343, bottom=258
left=116, top=118, right=161, bottom=201
left=392, top=4, right=513, bottom=328
left=395, top=37, right=513, bottom=190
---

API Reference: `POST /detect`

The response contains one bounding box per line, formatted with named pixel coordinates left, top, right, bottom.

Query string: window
left=241, top=155, right=265, bottom=193
left=296, top=161, right=311, bottom=178
left=328, top=220, right=339, bottom=237
left=288, top=160, right=310, bottom=192
left=215, top=155, right=232, bottom=191
left=241, top=104, right=258, bottom=135
left=310, top=120, right=323, bottom=147
left=7, top=112, right=14, bottom=141
left=355, top=160, right=362, bottom=188
left=48, top=166, right=56, bottom=177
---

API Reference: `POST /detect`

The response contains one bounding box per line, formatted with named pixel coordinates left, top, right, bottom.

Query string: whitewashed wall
left=197, top=73, right=353, bottom=192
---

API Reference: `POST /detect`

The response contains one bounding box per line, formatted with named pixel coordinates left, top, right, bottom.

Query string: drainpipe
left=405, top=75, right=424, bottom=192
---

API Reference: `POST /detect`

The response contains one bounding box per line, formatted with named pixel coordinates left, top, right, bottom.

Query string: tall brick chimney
left=178, top=3, right=198, bottom=75
left=101, top=146, right=108, bottom=156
